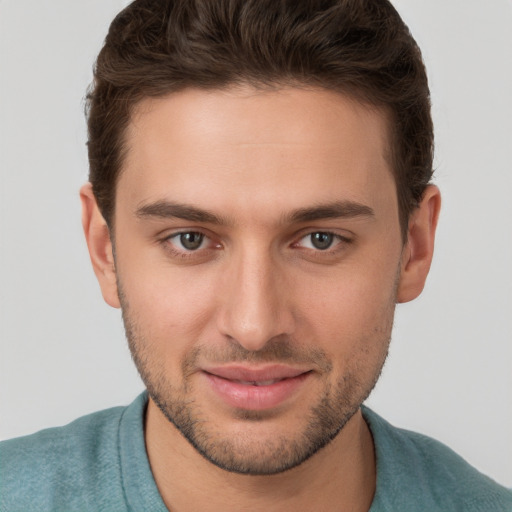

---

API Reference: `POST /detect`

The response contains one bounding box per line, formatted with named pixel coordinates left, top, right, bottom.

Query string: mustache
left=182, top=337, right=333, bottom=375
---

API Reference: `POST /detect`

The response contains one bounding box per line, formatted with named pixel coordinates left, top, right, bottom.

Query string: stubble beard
left=118, top=285, right=392, bottom=476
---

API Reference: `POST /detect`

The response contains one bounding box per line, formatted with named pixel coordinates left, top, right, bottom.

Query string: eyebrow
left=135, top=199, right=375, bottom=225
left=136, top=201, right=228, bottom=225
left=288, top=201, right=375, bottom=223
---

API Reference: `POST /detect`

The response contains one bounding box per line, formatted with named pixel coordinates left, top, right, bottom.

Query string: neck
left=145, top=399, right=376, bottom=512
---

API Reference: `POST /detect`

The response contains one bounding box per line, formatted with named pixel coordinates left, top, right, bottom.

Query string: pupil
left=180, top=232, right=203, bottom=250
left=311, top=232, right=333, bottom=250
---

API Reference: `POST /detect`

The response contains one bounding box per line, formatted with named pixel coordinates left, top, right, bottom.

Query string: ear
left=397, top=185, right=441, bottom=303
left=80, top=183, right=121, bottom=308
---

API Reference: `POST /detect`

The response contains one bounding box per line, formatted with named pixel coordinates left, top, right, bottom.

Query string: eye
left=169, top=232, right=207, bottom=251
left=298, top=232, right=338, bottom=250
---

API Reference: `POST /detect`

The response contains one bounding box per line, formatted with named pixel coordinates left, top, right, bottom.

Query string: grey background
left=1, top=0, right=511, bottom=485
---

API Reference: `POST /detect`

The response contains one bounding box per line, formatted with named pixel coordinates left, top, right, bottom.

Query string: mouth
left=231, top=379, right=286, bottom=386
left=201, top=365, right=312, bottom=411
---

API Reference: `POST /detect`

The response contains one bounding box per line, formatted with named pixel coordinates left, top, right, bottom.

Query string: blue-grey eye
left=309, top=232, right=334, bottom=250
left=178, top=232, right=204, bottom=250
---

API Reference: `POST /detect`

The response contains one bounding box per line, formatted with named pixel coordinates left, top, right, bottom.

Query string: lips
left=235, top=379, right=282, bottom=386
left=204, top=365, right=308, bottom=382
left=201, top=365, right=311, bottom=411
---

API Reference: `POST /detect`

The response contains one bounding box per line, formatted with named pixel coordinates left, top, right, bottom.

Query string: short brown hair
left=86, top=0, right=433, bottom=239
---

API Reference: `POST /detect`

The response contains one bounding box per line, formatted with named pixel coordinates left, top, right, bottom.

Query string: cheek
left=117, top=257, right=221, bottom=356
left=296, top=258, right=399, bottom=356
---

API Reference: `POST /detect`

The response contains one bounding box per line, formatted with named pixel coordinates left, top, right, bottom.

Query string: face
left=111, top=86, right=404, bottom=475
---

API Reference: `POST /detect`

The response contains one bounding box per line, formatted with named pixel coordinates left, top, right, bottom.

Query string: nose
left=217, top=246, right=295, bottom=352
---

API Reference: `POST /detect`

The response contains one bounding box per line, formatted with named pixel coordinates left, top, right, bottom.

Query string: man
left=1, top=0, right=511, bottom=510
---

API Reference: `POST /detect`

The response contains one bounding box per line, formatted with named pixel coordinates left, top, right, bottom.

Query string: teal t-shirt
left=1, top=393, right=511, bottom=511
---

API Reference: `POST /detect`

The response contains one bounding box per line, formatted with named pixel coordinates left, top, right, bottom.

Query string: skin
left=81, top=86, right=440, bottom=511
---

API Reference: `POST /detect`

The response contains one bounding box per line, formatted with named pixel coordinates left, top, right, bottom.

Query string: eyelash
left=160, top=230, right=353, bottom=260
left=162, top=231, right=219, bottom=260
left=294, top=232, right=352, bottom=252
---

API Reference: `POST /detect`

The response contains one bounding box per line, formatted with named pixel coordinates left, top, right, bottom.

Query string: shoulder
left=0, top=404, right=128, bottom=512
left=363, top=406, right=512, bottom=512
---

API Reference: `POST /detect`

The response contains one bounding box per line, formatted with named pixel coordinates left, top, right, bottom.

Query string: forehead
left=118, top=86, right=396, bottom=224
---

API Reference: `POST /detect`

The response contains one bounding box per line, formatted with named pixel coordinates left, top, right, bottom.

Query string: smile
left=235, top=379, right=283, bottom=386
left=201, top=365, right=312, bottom=411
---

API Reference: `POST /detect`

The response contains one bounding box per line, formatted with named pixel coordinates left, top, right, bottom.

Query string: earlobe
left=80, top=183, right=121, bottom=309
left=397, top=185, right=441, bottom=304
